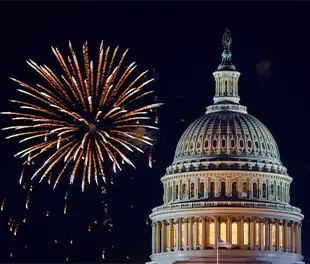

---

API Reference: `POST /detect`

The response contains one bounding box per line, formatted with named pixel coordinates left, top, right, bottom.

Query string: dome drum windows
left=204, top=139, right=210, bottom=151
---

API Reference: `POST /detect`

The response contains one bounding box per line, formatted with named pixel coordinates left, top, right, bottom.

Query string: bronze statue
left=222, top=28, right=232, bottom=50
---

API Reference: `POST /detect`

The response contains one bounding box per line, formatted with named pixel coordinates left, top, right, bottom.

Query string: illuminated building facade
left=148, top=30, right=304, bottom=264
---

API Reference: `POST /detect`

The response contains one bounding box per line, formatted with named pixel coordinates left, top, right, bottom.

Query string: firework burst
left=2, top=41, right=162, bottom=191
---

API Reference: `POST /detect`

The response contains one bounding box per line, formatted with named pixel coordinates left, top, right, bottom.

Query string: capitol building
left=148, top=30, right=304, bottom=264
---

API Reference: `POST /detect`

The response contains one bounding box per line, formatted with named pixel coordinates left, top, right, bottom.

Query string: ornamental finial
left=218, top=28, right=236, bottom=71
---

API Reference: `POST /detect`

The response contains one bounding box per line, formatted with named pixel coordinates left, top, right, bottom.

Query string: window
left=210, top=182, right=215, bottom=197
left=277, top=185, right=281, bottom=200
left=167, top=225, right=171, bottom=247
left=272, top=224, right=276, bottom=247
left=190, top=183, right=195, bottom=198
left=239, top=139, right=244, bottom=148
left=175, top=185, right=179, bottom=200
left=198, top=222, right=202, bottom=245
left=280, top=225, right=283, bottom=248
left=279, top=182, right=282, bottom=200
left=262, top=142, right=266, bottom=150
left=182, top=183, right=186, bottom=199
left=262, top=183, right=267, bottom=198
left=221, top=181, right=226, bottom=196
left=209, top=223, right=215, bottom=245
left=231, top=139, right=235, bottom=148
left=253, top=182, right=258, bottom=198
left=232, top=223, right=238, bottom=245
left=244, top=222, right=249, bottom=245
left=169, top=186, right=172, bottom=201
left=271, top=184, right=274, bottom=196
left=232, top=181, right=237, bottom=197
left=247, top=140, right=251, bottom=148
left=255, top=141, right=259, bottom=149
left=220, top=223, right=226, bottom=243
left=199, top=182, right=204, bottom=198
left=243, top=182, right=247, bottom=193
left=256, top=223, right=260, bottom=246
left=173, top=224, right=176, bottom=247
left=221, top=139, right=226, bottom=148
left=181, top=223, right=185, bottom=246
left=213, top=139, right=217, bottom=148
left=204, top=140, right=209, bottom=149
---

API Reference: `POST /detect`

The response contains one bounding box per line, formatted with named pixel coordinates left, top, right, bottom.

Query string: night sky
left=0, top=1, right=310, bottom=263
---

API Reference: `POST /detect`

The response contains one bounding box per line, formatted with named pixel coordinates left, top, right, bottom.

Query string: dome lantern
left=213, top=29, right=241, bottom=106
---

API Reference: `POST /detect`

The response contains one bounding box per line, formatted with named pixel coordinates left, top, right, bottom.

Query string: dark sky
left=0, top=1, right=310, bottom=263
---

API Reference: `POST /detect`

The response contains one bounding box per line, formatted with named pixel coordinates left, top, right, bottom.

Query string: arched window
left=244, top=222, right=249, bottom=245
left=220, top=223, right=227, bottom=243
left=277, top=185, right=281, bottom=200
left=209, top=222, right=215, bottom=245
left=262, top=183, right=267, bottom=198
left=280, top=225, right=283, bottom=248
left=256, top=223, right=260, bottom=246
left=198, top=221, right=202, bottom=245
left=210, top=182, right=215, bottom=197
left=182, top=183, right=186, bottom=199
left=221, top=181, right=226, bottom=196
left=243, top=182, right=248, bottom=193
left=272, top=224, right=276, bottom=247
left=175, top=185, right=179, bottom=200
left=199, top=182, right=204, bottom=198
left=253, top=182, right=258, bottom=198
left=190, top=182, right=195, bottom=198
left=271, top=184, right=274, bottom=196
left=232, top=181, right=237, bottom=197
left=232, top=223, right=238, bottom=245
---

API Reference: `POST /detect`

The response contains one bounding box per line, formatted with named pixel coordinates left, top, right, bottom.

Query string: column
left=175, top=219, right=180, bottom=251
left=188, top=218, right=193, bottom=250
left=260, top=219, right=264, bottom=250
left=193, top=217, right=197, bottom=249
left=161, top=221, right=166, bottom=253
left=152, top=222, right=156, bottom=254
left=172, top=182, right=175, bottom=201
left=296, top=223, right=300, bottom=254
left=184, top=219, right=188, bottom=250
left=284, top=220, right=288, bottom=252
left=227, top=216, right=232, bottom=245
left=265, top=219, right=269, bottom=250
left=276, top=220, right=280, bottom=251
left=214, top=216, right=219, bottom=248
left=156, top=222, right=161, bottom=253
left=202, top=217, right=206, bottom=249
left=169, top=219, right=173, bottom=251
left=290, top=221, right=295, bottom=253
left=205, top=218, right=209, bottom=248
left=240, top=217, right=244, bottom=249
left=299, top=223, right=302, bottom=255
left=250, top=218, right=256, bottom=250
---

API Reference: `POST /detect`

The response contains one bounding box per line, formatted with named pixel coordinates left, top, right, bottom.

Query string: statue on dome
left=222, top=28, right=232, bottom=50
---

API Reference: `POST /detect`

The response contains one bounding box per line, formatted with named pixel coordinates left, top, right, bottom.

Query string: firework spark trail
left=2, top=41, right=162, bottom=190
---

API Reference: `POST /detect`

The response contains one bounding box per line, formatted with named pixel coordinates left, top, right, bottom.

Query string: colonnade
left=151, top=216, right=302, bottom=256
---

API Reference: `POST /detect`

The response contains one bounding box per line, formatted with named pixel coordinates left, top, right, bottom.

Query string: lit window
left=263, top=223, right=265, bottom=247
left=167, top=225, right=170, bottom=247
left=272, top=224, right=276, bottom=247
left=198, top=222, right=202, bottom=245
left=256, top=223, right=260, bottom=246
left=232, top=223, right=238, bottom=245
left=173, top=224, right=176, bottom=247
left=243, top=182, right=247, bottom=193
left=244, top=222, right=249, bottom=245
left=280, top=225, right=283, bottom=248
left=181, top=223, right=185, bottom=246
left=209, top=223, right=215, bottom=245
left=220, top=223, right=226, bottom=242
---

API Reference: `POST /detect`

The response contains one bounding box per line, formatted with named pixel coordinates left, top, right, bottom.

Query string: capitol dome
left=148, top=29, right=304, bottom=264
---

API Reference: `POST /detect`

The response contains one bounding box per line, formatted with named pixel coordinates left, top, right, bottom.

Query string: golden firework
left=2, top=41, right=162, bottom=191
